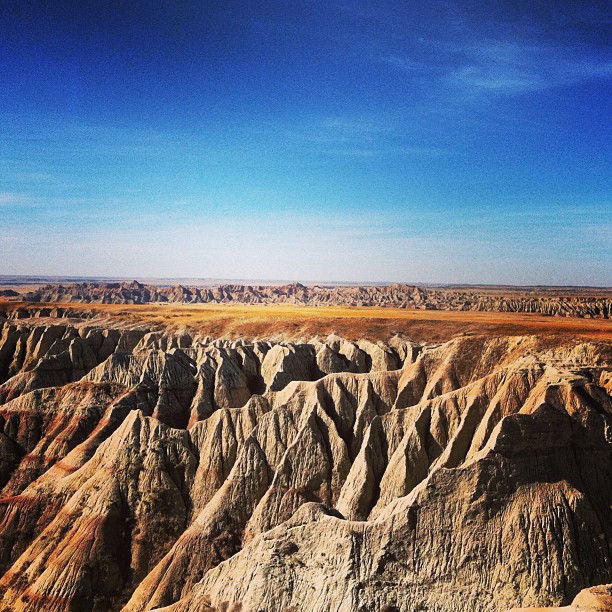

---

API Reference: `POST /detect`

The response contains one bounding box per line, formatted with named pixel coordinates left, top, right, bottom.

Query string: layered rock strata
left=0, top=317, right=609, bottom=611
left=17, top=281, right=612, bottom=318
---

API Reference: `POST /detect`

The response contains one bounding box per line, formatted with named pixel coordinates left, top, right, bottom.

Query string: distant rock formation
left=18, top=281, right=612, bottom=318
left=0, top=315, right=610, bottom=611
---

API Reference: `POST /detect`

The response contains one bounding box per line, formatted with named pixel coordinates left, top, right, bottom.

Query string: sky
left=0, top=0, right=610, bottom=285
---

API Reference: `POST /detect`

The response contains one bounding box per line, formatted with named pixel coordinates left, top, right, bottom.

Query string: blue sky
left=1, top=0, right=610, bottom=284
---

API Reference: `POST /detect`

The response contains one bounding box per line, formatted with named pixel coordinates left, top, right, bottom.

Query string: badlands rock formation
left=0, top=313, right=610, bottom=611
left=20, top=281, right=612, bottom=318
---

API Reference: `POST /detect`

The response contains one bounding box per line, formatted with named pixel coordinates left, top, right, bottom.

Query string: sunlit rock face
left=0, top=316, right=610, bottom=611
left=17, top=280, right=612, bottom=318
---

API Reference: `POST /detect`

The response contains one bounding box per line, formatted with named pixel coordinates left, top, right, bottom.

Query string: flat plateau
left=2, top=300, right=611, bottom=342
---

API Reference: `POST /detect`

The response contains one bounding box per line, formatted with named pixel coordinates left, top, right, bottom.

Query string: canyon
left=0, top=299, right=610, bottom=611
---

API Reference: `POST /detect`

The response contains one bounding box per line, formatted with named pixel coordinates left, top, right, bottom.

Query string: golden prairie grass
left=2, top=301, right=611, bottom=342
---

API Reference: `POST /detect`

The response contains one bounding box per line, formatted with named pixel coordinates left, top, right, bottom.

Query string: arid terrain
left=4, top=0, right=610, bottom=609
left=0, top=291, right=611, bottom=611
left=3, top=280, right=609, bottom=319
left=2, top=300, right=612, bottom=344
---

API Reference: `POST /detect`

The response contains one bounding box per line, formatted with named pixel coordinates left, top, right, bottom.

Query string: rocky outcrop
left=0, top=318, right=609, bottom=611
left=162, top=359, right=612, bottom=612
left=508, top=583, right=612, bottom=610
left=16, top=281, right=612, bottom=318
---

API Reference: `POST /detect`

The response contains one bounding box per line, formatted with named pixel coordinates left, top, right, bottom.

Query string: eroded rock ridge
left=0, top=316, right=610, bottom=611
left=17, top=281, right=612, bottom=318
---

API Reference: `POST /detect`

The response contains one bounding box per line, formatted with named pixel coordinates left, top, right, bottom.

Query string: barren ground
left=2, top=300, right=610, bottom=342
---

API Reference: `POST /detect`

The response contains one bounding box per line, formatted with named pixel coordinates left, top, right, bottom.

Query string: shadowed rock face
left=17, top=281, right=612, bottom=318
left=0, top=317, right=610, bottom=612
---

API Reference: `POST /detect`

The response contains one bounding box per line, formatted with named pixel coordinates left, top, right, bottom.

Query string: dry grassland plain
left=2, top=300, right=611, bottom=343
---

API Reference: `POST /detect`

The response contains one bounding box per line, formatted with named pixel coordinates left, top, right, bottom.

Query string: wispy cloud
left=0, top=192, right=36, bottom=206
left=275, top=115, right=384, bottom=157
left=0, top=115, right=185, bottom=159
left=380, top=56, right=425, bottom=72
left=280, top=115, right=447, bottom=157
left=381, top=37, right=612, bottom=96
left=449, top=40, right=612, bottom=94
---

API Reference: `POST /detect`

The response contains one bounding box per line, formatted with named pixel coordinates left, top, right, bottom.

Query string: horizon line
left=1, top=274, right=611, bottom=291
